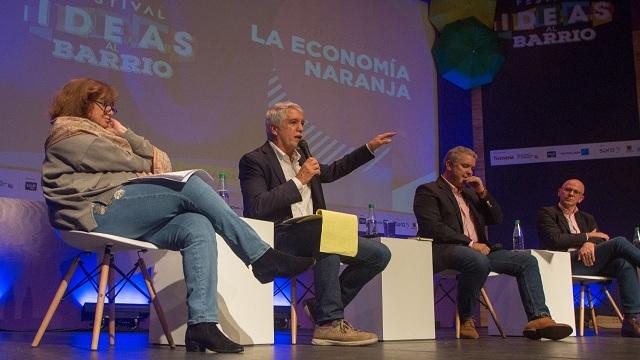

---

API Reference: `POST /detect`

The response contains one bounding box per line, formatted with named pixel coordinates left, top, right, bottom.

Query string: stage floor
left=5, top=327, right=640, bottom=359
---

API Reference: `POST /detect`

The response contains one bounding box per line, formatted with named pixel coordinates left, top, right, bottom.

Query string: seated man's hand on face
left=463, top=176, right=486, bottom=195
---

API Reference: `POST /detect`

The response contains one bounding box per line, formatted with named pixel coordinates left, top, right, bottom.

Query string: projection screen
left=0, top=0, right=437, bottom=228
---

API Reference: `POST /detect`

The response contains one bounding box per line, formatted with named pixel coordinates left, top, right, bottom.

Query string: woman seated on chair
left=42, top=78, right=314, bottom=353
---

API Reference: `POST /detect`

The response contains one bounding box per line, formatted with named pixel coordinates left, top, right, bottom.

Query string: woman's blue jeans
left=92, top=176, right=270, bottom=324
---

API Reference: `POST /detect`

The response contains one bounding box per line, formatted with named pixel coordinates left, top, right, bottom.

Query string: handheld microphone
left=298, top=139, right=312, bottom=165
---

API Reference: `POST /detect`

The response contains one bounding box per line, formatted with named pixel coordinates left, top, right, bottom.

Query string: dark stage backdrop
left=483, top=0, right=640, bottom=249
left=438, top=78, right=473, bottom=162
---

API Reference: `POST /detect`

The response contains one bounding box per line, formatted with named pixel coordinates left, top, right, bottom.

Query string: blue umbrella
left=432, top=17, right=504, bottom=90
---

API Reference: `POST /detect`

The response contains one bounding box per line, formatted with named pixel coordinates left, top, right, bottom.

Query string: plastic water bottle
left=217, top=171, right=230, bottom=205
left=365, top=203, right=377, bottom=237
left=633, top=227, right=640, bottom=248
left=512, top=220, right=524, bottom=250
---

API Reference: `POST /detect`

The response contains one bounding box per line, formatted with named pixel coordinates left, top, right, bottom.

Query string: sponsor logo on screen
left=24, top=181, right=38, bottom=191
left=0, top=179, right=15, bottom=189
left=598, top=146, right=618, bottom=154
left=490, top=140, right=640, bottom=166
left=0, top=169, right=44, bottom=201
left=496, top=2, right=615, bottom=49
left=493, top=155, right=514, bottom=161
left=516, top=153, right=538, bottom=160
left=22, top=0, right=195, bottom=79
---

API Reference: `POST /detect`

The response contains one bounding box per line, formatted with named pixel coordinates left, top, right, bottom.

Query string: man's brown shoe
left=311, top=319, right=378, bottom=346
left=621, top=316, right=640, bottom=337
left=522, top=315, right=572, bottom=340
left=460, top=319, right=479, bottom=339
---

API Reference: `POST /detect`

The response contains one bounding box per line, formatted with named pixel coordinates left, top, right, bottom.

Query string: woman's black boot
left=184, top=322, right=244, bottom=353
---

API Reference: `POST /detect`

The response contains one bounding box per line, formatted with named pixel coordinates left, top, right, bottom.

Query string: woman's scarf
left=45, top=116, right=172, bottom=174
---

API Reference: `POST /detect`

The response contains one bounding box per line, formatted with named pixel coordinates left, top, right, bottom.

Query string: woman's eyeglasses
left=93, top=101, right=117, bottom=115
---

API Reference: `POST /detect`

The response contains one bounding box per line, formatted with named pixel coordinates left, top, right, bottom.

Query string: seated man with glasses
left=537, top=178, right=640, bottom=337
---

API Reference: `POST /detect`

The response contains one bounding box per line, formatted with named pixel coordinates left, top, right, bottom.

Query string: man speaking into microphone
left=239, top=101, right=395, bottom=346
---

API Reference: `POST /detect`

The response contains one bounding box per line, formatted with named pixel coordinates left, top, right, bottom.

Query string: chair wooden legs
left=580, top=282, right=602, bottom=336
left=31, top=255, right=81, bottom=347
left=587, top=287, right=598, bottom=335
left=577, top=282, right=623, bottom=337
left=291, top=277, right=298, bottom=345
left=33, top=247, right=171, bottom=350
left=91, top=250, right=111, bottom=351
left=138, top=257, right=175, bottom=348
left=108, top=256, right=116, bottom=346
left=480, top=288, right=506, bottom=338
left=579, top=283, right=585, bottom=336
left=603, top=288, right=624, bottom=322
left=453, top=287, right=505, bottom=338
left=32, top=250, right=110, bottom=351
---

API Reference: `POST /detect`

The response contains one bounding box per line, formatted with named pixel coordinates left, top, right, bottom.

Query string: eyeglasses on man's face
left=93, top=100, right=117, bottom=115
left=561, top=187, right=583, bottom=195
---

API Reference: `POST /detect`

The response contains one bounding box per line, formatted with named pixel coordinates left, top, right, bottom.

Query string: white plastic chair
left=435, top=271, right=506, bottom=338
left=31, top=230, right=175, bottom=351
left=572, top=275, right=623, bottom=336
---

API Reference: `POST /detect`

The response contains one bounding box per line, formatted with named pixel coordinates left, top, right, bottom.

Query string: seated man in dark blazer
left=537, top=178, right=640, bottom=337
left=413, top=146, right=572, bottom=340
left=239, top=101, right=395, bottom=346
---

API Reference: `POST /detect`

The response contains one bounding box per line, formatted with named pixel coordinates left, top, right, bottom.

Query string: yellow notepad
left=316, top=209, right=358, bottom=257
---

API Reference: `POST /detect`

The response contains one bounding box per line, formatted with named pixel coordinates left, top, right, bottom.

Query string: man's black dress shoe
left=251, top=248, right=315, bottom=283
left=185, top=322, right=244, bottom=353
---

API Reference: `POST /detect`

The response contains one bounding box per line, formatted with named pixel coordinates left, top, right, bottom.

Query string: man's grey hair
left=265, top=101, right=304, bottom=140
left=444, top=146, right=477, bottom=167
